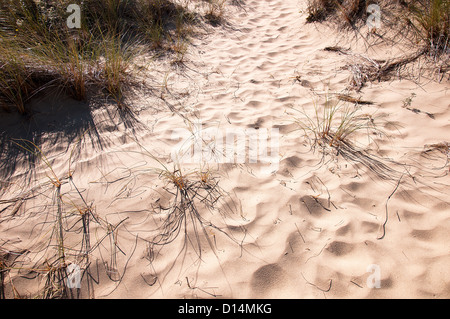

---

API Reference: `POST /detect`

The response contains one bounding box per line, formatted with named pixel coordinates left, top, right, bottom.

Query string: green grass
left=0, top=43, right=34, bottom=114
left=0, top=0, right=208, bottom=114
left=305, top=0, right=367, bottom=25
left=306, top=0, right=449, bottom=51
left=407, top=0, right=449, bottom=51
left=0, top=138, right=130, bottom=298
left=290, top=94, right=383, bottom=149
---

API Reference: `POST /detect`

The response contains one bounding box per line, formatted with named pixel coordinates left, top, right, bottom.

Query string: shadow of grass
left=0, top=91, right=146, bottom=183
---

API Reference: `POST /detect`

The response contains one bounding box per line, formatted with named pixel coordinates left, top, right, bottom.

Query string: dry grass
left=204, top=0, right=227, bottom=24
left=290, top=94, right=384, bottom=149
left=306, top=0, right=368, bottom=25
left=117, top=140, right=242, bottom=264
left=0, top=136, right=244, bottom=298
left=307, top=0, right=449, bottom=85
left=307, top=1, right=449, bottom=55
left=286, top=93, right=409, bottom=187
left=287, top=93, right=405, bottom=180
left=407, top=0, right=449, bottom=51
left=0, top=139, right=133, bottom=298
left=143, top=162, right=243, bottom=288
left=0, top=0, right=223, bottom=114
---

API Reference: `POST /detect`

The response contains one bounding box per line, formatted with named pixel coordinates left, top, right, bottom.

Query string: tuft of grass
left=407, top=0, right=449, bottom=52
left=306, top=0, right=367, bottom=25
left=0, top=138, right=132, bottom=298
left=148, top=162, right=239, bottom=269
left=204, top=0, right=227, bottom=25
left=0, top=0, right=211, bottom=114
left=99, top=35, right=136, bottom=107
left=137, top=0, right=198, bottom=48
left=288, top=94, right=404, bottom=180
left=34, top=32, right=92, bottom=101
left=306, top=0, right=449, bottom=54
left=0, top=46, right=34, bottom=114
left=290, top=94, right=383, bottom=149
left=306, top=0, right=338, bottom=23
left=170, top=34, right=189, bottom=65
left=111, top=140, right=242, bottom=275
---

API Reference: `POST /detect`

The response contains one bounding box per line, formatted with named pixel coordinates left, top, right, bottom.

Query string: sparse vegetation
left=290, top=94, right=383, bottom=149
left=0, top=0, right=221, bottom=114
left=306, top=0, right=370, bottom=25
left=204, top=0, right=227, bottom=24
left=407, top=0, right=449, bottom=52
left=0, top=136, right=243, bottom=298
left=1, top=0, right=448, bottom=301
left=0, top=139, right=132, bottom=298
left=147, top=163, right=238, bottom=263
left=308, top=1, right=449, bottom=87
left=306, top=0, right=449, bottom=54
left=288, top=94, right=405, bottom=180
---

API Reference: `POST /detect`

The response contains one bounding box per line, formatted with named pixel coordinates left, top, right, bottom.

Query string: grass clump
left=307, top=1, right=449, bottom=84
left=407, top=0, right=449, bottom=52
left=0, top=44, right=35, bottom=114
left=288, top=94, right=403, bottom=180
left=144, top=162, right=242, bottom=283
left=203, top=0, right=227, bottom=25
left=0, top=1, right=135, bottom=111
left=291, top=95, right=382, bottom=149
left=306, top=0, right=449, bottom=53
left=0, top=139, right=132, bottom=298
left=0, top=0, right=209, bottom=114
left=306, top=0, right=369, bottom=26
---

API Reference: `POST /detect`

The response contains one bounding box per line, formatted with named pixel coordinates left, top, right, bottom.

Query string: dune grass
left=306, top=0, right=449, bottom=53
left=0, top=0, right=210, bottom=114
left=120, top=142, right=240, bottom=258
left=0, top=135, right=243, bottom=298
left=0, top=44, right=35, bottom=114
left=291, top=95, right=383, bottom=149
left=204, top=0, right=227, bottom=24
left=307, top=1, right=449, bottom=85
left=0, top=139, right=134, bottom=298
left=143, top=162, right=244, bottom=286
left=306, top=0, right=367, bottom=25
left=407, top=0, right=449, bottom=52
left=288, top=94, right=405, bottom=180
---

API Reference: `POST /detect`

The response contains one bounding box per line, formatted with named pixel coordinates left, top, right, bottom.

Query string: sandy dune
left=1, top=0, right=449, bottom=299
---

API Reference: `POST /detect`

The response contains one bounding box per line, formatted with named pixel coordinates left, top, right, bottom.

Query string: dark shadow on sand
left=0, top=92, right=145, bottom=183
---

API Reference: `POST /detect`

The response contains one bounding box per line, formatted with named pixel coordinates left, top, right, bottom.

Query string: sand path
left=131, top=0, right=450, bottom=299
left=1, top=0, right=449, bottom=299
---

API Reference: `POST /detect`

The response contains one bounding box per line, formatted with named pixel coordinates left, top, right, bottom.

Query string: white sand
left=1, top=0, right=449, bottom=299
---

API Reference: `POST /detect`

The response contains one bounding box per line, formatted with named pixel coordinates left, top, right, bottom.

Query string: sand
left=1, top=0, right=449, bottom=299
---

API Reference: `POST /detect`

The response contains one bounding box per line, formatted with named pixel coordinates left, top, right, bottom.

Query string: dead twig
left=378, top=174, right=404, bottom=240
